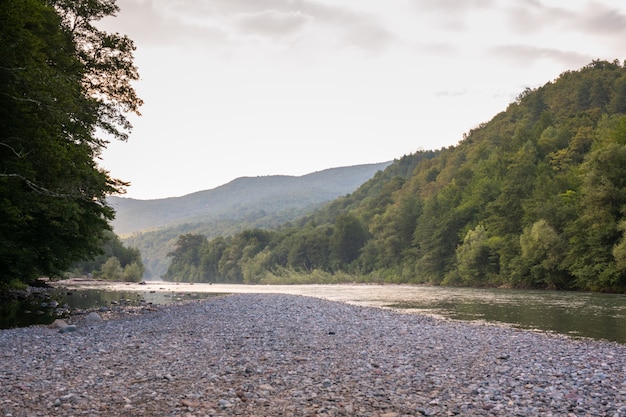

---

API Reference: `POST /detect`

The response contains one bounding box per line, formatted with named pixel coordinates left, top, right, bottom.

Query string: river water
left=3, top=280, right=626, bottom=343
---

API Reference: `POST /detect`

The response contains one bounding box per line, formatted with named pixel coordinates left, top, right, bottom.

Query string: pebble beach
left=1, top=293, right=626, bottom=416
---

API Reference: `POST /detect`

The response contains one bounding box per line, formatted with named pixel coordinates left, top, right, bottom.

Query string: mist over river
left=5, top=280, right=626, bottom=343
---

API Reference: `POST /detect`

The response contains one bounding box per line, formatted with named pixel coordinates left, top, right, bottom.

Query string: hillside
left=164, top=60, right=626, bottom=292
left=111, top=162, right=391, bottom=278
left=110, top=162, right=391, bottom=236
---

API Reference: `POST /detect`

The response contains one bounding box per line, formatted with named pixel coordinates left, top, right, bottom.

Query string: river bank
left=43, top=278, right=626, bottom=343
left=1, top=293, right=626, bottom=416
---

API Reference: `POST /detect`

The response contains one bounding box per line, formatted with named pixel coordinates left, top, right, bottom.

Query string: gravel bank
left=1, top=294, right=625, bottom=416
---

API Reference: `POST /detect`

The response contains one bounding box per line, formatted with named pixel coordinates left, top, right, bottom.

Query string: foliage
left=165, top=60, right=626, bottom=292
left=116, top=163, right=391, bottom=279
left=71, top=230, right=145, bottom=282
left=0, top=0, right=141, bottom=286
left=110, top=162, right=391, bottom=236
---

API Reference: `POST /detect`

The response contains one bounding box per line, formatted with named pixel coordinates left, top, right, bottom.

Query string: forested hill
left=110, top=162, right=391, bottom=236
left=165, top=60, right=626, bottom=292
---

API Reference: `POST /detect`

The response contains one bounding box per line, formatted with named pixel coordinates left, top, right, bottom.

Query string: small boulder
left=59, top=325, right=77, bottom=333
left=85, top=312, right=103, bottom=324
left=48, top=319, right=69, bottom=329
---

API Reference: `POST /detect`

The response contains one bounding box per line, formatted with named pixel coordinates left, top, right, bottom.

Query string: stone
left=58, top=325, right=77, bottom=333
left=85, top=312, right=103, bottom=324
left=181, top=399, right=199, bottom=407
left=218, top=399, right=232, bottom=408
left=48, top=319, right=69, bottom=329
left=2, top=293, right=626, bottom=417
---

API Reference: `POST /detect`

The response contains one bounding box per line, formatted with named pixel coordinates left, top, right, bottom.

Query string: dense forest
left=0, top=0, right=141, bottom=289
left=71, top=231, right=144, bottom=282
left=166, top=60, right=626, bottom=292
left=112, top=163, right=391, bottom=278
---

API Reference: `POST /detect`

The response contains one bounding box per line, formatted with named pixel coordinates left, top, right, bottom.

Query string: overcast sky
left=98, top=0, right=626, bottom=200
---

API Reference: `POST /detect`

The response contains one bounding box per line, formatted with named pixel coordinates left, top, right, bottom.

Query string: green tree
left=122, top=261, right=143, bottom=282
left=0, top=0, right=141, bottom=287
left=447, top=225, right=497, bottom=286
left=565, top=142, right=626, bottom=290
left=330, top=214, right=369, bottom=269
left=100, top=256, right=123, bottom=280
left=287, top=226, right=331, bottom=272
left=165, top=234, right=207, bottom=282
left=515, top=220, right=568, bottom=289
left=72, top=230, right=145, bottom=279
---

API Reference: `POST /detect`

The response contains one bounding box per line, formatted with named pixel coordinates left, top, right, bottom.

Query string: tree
left=330, top=214, right=369, bottom=269
left=72, top=230, right=145, bottom=279
left=164, top=234, right=207, bottom=282
left=448, top=225, right=497, bottom=286
left=0, top=0, right=141, bottom=287
left=122, top=261, right=143, bottom=282
left=100, top=257, right=123, bottom=280
left=516, top=220, right=568, bottom=289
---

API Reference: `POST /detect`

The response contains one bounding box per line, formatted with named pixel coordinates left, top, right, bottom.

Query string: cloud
left=101, top=0, right=228, bottom=45
left=491, top=44, right=592, bottom=67
left=504, top=1, right=574, bottom=34
left=433, top=89, right=473, bottom=97
left=411, top=0, right=495, bottom=14
left=105, top=0, right=394, bottom=55
left=579, top=2, right=626, bottom=35
left=234, top=10, right=311, bottom=39
left=505, top=1, right=626, bottom=37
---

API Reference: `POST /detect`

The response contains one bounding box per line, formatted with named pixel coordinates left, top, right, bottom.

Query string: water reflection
left=0, top=288, right=223, bottom=329
left=381, top=287, right=626, bottom=343
left=3, top=283, right=626, bottom=344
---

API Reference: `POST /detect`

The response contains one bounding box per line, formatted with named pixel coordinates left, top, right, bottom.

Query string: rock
left=181, top=399, right=199, bottom=407
left=48, top=319, right=68, bottom=329
left=58, top=325, right=77, bottom=333
left=218, top=399, right=232, bottom=408
left=2, top=293, right=626, bottom=417
left=85, top=312, right=103, bottom=324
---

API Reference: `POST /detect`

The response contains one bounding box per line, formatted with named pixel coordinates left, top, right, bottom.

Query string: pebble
left=1, top=293, right=626, bottom=416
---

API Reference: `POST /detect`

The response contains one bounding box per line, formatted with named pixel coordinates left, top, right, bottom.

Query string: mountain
left=163, top=60, right=626, bottom=292
left=111, top=162, right=391, bottom=278
left=110, top=162, right=391, bottom=236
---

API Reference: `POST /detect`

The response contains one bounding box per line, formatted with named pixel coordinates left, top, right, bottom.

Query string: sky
left=98, top=0, right=626, bottom=200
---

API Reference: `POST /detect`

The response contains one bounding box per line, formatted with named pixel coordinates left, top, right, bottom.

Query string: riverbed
left=2, top=293, right=625, bottom=416
left=43, top=279, right=626, bottom=344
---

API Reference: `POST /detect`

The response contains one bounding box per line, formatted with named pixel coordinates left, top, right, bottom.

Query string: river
left=3, top=280, right=626, bottom=343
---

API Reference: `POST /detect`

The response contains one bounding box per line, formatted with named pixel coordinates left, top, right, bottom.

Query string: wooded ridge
left=110, top=162, right=391, bottom=236
left=112, top=162, right=391, bottom=278
left=165, top=60, right=626, bottom=292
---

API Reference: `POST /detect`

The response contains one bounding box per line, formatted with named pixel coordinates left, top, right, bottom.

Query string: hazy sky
left=98, top=0, right=626, bottom=200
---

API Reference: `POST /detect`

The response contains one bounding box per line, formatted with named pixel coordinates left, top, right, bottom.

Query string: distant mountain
left=110, top=162, right=391, bottom=236
left=110, top=162, right=391, bottom=278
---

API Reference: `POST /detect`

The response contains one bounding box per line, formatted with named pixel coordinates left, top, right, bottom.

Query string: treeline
left=123, top=203, right=340, bottom=279
left=0, top=0, right=141, bottom=288
left=71, top=231, right=145, bottom=282
left=166, top=60, right=626, bottom=292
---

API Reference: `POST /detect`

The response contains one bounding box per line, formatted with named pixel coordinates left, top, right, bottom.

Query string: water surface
left=4, top=280, right=626, bottom=343
left=0, top=285, right=222, bottom=329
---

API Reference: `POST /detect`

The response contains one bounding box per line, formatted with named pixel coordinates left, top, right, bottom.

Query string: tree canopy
left=165, top=60, right=626, bottom=292
left=0, top=0, right=141, bottom=287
